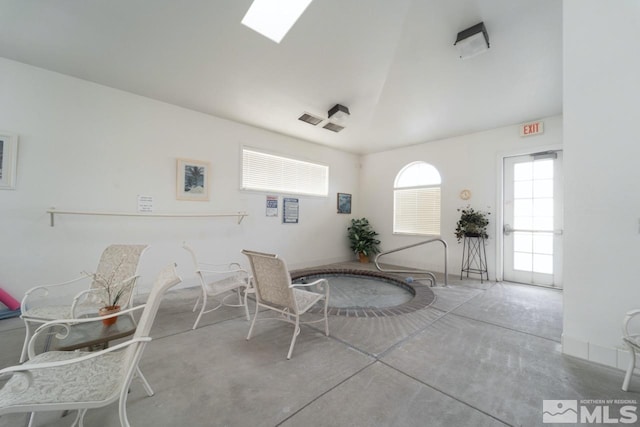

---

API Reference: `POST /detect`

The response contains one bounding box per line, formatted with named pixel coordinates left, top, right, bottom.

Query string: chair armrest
left=290, top=278, right=327, bottom=288
left=198, top=266, right=248, bottom=275
left=199, top=261, right=242, bottom=270
left=1, top=336, right=152, bottom=380
left=291, top=278, right=330, bottom=297
left=622, top=309, right=640, bottom=338
left=21, top=275, right=91, bottom=312
left=27, top=304, right=146, bottom=359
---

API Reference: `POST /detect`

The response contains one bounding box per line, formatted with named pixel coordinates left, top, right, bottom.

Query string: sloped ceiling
left=0, top=0, right=562, bottom=154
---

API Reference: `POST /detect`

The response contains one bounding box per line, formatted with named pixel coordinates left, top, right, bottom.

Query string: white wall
left=562, top=1, right=640, bottom=369
left=0, top=58, right=360, bottom=297
left=359, top=115, right=562, bottom=279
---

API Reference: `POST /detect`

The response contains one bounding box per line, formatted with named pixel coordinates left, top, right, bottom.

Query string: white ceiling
left=0, top=0, right=562, bottom=154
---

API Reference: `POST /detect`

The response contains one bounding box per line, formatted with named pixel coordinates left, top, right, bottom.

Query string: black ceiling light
left=454, top=22, right=490, bottom=59
left=328, top=104, right=350, bottom=121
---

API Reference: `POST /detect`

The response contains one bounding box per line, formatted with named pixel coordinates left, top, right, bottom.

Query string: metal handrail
left=374, top=238, right=448, bottom=287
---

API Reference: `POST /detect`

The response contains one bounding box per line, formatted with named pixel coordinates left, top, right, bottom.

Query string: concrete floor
left=0, top=262, right=636, bottom=427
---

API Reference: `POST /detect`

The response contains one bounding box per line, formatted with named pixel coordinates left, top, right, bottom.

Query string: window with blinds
left=241, top=148, right=329, bottom=196
left=393, top=162, right=441, bottom=235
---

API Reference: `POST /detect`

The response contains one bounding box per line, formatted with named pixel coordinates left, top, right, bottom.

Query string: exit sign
left=520, top=121, right=544, bottom=137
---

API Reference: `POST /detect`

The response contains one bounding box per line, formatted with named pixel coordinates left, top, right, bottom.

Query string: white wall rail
left=46, top=208, right=248, bottom=227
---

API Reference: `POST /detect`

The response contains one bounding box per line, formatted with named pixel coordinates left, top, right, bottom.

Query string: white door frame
left=495, top=144, right=563, bottom=282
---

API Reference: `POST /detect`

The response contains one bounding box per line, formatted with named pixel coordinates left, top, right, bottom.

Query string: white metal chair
left=242, top=250, right=330, bottom=359
left=183, top=243, right=250, bottom=330
left=622, top=308, right=640, bottom=391
left=19, top=245, right=149, bottom=362
left=0, top=263, right=182, bottom=427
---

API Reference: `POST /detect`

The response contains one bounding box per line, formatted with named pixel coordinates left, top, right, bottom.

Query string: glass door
left=503, top=151, right=563, bottom=287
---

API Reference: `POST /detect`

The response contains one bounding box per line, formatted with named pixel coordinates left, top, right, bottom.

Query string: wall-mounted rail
left=46, top=208, right=248, bottom=227
left=374, top=238, right=449, bottom=287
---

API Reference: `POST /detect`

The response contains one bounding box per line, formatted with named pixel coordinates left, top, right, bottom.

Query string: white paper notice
left=137, top=195, right=153, bottom=213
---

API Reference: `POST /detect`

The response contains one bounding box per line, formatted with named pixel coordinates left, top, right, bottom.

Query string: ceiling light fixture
left=241, top=0, right=313, bottom=44
left=328, top=104, right=350, bottom=121
left=454, top=22, right=490, bottom=59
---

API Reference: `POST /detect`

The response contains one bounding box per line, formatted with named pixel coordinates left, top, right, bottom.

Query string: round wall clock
left=459, top=189, right=471, bottom=200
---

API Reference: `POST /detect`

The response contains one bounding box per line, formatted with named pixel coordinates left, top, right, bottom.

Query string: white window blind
left=394, top=187, right=441, bottom=235
left=393, top=162, right=441, bottom=235
left=242, top=148, right=329, bottom=196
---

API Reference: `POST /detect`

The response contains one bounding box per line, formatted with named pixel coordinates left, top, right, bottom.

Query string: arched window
left=394, top=162, right=441, bottom=235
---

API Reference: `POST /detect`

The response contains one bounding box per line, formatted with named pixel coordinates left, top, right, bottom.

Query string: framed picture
left=266, top=195, right=278, bottom=217
left=176, top=158, right=210, bottom=201
left=0, top=132, right=18, bottom=190
left=283, top=197, right=299, bottom=223
left=337, top=193, right=352, bottom=214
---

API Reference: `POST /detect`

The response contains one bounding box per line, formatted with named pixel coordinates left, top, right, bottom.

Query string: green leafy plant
left=455, top=206, right=490, bottom=242
left=347, top=218, right=381, bottom=257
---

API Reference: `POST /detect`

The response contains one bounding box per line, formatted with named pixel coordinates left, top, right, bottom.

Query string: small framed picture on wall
left=337, top=193, right=352, bottom=214
left=0, top=132, right=18, bottom=190
left=283, top=197, right=299, bottom=223
left=176, top=158, right=210, bottom=201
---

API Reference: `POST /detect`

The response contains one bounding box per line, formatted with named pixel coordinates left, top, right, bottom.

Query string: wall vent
left=298, top=113, right=323, bottom=126
left=323, top=122, right=344, bottom=133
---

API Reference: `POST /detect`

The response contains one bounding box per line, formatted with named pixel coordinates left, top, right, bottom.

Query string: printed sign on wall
left=283, top=197, right=299, bottom=224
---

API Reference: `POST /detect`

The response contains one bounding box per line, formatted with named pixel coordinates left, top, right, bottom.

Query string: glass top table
left=53, top=315, right=137, bottom=351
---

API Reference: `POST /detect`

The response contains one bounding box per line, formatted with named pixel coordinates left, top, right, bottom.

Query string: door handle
left=503, top=224, right=563, bottom=236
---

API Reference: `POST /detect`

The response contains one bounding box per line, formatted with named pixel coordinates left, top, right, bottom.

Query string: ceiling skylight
left=241, top=0, right=313, bottom=43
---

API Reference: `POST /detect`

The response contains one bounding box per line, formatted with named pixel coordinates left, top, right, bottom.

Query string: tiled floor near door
left=0, top=263, right=635, bottom=427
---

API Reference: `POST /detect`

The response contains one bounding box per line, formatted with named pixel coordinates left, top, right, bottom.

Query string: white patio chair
left=19, top=244, right=149, bottom=362
left=183, top=243, right=250, bottom=330
left=622, top=308, right=640, bottom=391
left=242, top=250, right=329, bottom=359
left=0, top=263, right=182, bottom=427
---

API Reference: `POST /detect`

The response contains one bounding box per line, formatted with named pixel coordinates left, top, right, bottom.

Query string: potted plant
left=455, top=206, right=490, bottom=243
left=347, top=218, right=381, bottom=263
left=85, top=258, right=130, bottom=326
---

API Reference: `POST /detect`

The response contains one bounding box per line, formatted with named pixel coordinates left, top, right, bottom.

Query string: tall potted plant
left=347, top=218, right=381, bottom=263
left=454, top=205, right=490, bottom=242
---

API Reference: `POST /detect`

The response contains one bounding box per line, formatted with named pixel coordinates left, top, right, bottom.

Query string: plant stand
left=460, top=235, right=488, bottom=283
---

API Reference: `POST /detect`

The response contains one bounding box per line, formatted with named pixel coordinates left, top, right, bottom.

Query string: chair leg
left=136, top=366, right=155, bottom=396
left=192, top=295, right=201, bottom=313
left=287, top=317, right=301, bottom=360
left=323, top=299, right=329, bottom=337
left=20, top=321, right=36, bottom=363
left=242, top=287, right=250, bottom=321
left=623, top=343, right=636, bottom=391
left=71, top=409, right=86, bottom=427
left=192, top=290, right=208, bottom=330
left=119, top=391, right=132, bottom=427
left=247, top=302, right=260, bottom=340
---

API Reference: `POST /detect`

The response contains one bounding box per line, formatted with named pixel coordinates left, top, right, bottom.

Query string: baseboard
left=562, top=334, right=631, bottom=371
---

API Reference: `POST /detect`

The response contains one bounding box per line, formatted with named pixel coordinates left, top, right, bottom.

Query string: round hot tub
left=290, top=269, right=435, bottom=317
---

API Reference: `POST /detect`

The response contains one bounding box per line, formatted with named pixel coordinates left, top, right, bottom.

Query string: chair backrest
left=133, top=263, right=182, bottom=339
left=182, top=242, right=206, bottom=284
left=242, top=250, right=295, bottom=310
left=90, top=244, right=149, bottom=308
left=106, top=263, right=180, bottom=398
left=122, top=263, right=181, bottom=367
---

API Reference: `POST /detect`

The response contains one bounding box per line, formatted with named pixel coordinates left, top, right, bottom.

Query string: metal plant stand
left=460, top=235, right=488, bottom=283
